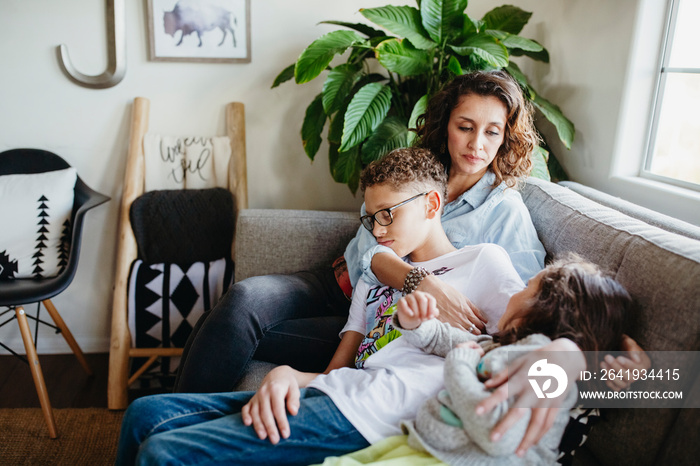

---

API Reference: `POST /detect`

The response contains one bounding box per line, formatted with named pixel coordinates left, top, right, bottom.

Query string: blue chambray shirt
left=344, top=171, right=545, bottom=287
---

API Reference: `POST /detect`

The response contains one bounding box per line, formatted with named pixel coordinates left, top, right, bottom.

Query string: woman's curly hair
left=495, top=254, right=632, bottom=353
left=415, top=70, right=540, bottom=188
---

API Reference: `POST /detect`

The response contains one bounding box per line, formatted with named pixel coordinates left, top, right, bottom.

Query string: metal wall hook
left=57, top=0, right=126, bottom=89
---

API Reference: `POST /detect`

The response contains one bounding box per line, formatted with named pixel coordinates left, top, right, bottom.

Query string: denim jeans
left=174, top=268, right=349, bottom=393
left=116, top=388, right=369, bottom=466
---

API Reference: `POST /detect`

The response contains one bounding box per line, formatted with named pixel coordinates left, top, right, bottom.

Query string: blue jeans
left=174, top=269, right=349, bottom=393
left=116, top=388, right=369, bottom=465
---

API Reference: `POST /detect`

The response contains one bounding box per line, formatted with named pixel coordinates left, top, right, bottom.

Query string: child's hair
left=495, top=254, right=632, bottom=352
left=415, top=70, right=540, bottom=188
left=360, top=147, right=448, bottom=204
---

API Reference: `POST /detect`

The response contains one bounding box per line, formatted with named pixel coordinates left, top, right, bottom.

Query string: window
left=643, top=0, right=700, bottom=190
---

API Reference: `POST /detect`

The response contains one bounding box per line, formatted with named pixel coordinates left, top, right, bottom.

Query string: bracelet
left=402, top=267, right=431, bottom=296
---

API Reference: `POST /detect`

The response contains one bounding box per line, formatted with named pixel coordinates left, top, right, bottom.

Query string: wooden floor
left=0, top=352, right=165, bottom=409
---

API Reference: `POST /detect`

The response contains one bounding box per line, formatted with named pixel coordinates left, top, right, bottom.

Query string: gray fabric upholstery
left=558, top=181, right=700, bottom=241
left=522, top=178, right=700, bottom=465
left=234, top=209, right=359, bottom=282
left=233, top=179, right=700, bottom=465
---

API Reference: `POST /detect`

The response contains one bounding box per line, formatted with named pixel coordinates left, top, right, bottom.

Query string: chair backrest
left=0, top=148, right=109, bottom=303
left=0, top=149, right=70, bottom=175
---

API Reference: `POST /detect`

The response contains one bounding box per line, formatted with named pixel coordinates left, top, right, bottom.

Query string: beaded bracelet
left=402, top=266, right=431, bottom=296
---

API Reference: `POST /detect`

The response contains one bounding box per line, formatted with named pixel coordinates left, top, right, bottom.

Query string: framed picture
left=147, top=0, right=251, bottom=63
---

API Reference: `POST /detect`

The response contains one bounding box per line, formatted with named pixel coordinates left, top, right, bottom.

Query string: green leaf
left=420, top=0, right=469, bottom=44
left=529, top=145, right=551, bottom=181
left=509, top=45, right=550, bottom=63
left=322, top=64, right=361, bottom=115
left=407, top=94, right=428, bottom=146
left=330, top=144, right=362, bottom=194
left=320, top=20, right=386, bottom=38
left=451, top=34, right=509, bottom=68
left=532, top=94, right=575, bottom=149
left=482, top=5, right=532, bottom=35
left=271, top=63, right=295, bottom=88
left=360, top=6, right=436, bottom=50
left=301, top=93, right=326, bottom=160
left=505, top=62, right=535, bottom=99
left=295, top=30, right=367, bottom=84
left=340, top=83, right=393, bottom=152
left=375, top=39, right=432, bottom=76
left=486, top=30, right=543, bottom=52
left=446, top=55, right=463, bottom=76
left=362, top=116, right=409, bottom=164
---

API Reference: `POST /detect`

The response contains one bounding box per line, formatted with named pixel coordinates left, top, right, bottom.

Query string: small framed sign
left=147, top=0, right=251, bottom=63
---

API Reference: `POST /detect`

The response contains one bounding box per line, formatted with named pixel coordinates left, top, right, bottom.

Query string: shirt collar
left=451, top=171, right=501, bottom=209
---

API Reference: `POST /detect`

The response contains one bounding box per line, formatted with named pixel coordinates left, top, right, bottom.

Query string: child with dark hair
left=388, top=254, right=632, bottom=465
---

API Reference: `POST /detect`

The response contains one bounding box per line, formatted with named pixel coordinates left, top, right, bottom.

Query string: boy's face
left=364, top=184, right=429, bottom=260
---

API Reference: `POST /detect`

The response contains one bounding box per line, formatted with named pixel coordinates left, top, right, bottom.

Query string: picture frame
left=146, top=0, right=251, bottom=63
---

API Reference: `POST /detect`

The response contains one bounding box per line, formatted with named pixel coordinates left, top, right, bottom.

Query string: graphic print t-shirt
left=308, top=244, right=524, bottom=443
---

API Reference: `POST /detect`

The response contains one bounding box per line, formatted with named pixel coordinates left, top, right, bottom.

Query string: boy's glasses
left=360, top=192, right=429, bottom=232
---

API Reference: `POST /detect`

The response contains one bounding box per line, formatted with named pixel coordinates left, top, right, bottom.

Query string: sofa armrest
left=234, top=209, right=360, bottom=282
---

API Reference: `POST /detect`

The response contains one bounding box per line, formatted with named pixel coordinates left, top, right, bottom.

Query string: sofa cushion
left=235, top=209, right=359, bottom=282
left=522, top=178, right=700, bottom=465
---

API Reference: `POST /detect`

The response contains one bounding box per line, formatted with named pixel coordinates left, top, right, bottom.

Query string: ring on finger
left=469, top=323, right=477, bottom=333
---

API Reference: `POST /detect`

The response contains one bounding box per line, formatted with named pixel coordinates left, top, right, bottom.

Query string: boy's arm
left=324, top=331, right=364, bottom=372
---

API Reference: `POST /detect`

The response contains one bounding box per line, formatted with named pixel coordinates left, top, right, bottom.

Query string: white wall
left=1, top=0, right=695, bottom=354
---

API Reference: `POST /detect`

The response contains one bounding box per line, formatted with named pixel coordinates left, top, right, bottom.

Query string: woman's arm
left=372, top=252, right=488, bottom=333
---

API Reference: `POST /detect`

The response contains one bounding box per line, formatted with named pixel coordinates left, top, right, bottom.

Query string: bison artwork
left=163, top=1, right=237, bottom=48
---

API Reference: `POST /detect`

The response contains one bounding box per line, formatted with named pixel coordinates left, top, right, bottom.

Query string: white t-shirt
left=308, top=244, right=524, bottom=444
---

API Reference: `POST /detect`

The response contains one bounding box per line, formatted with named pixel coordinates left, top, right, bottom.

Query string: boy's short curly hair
left=360, top=148, right=448, bottom=203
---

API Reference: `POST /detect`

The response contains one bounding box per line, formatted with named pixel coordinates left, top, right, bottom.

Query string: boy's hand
left=456, top=340, right=485, bottom=357
left=396, top=290, right=439, bottom=329
left=242, top=365, right=301, bottom=444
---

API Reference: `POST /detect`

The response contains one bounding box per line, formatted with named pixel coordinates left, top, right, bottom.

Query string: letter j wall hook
left=57, top=0, right=126, bottom=89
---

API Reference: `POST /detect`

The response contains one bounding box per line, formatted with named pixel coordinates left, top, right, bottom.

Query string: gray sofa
left=232, top=177, right=700, bottom=466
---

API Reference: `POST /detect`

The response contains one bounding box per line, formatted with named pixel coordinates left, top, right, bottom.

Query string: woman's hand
left=396, top=291, right=439, bottom=329
left=241, top=365, right=302, bottom=444
left=417, top=274, right=487, bottom=334
left=600, top=334, right=651, bottom=391
left=475, top=338, right=585, bottom=456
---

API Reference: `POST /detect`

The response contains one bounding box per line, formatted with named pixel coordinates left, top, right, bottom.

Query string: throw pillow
left=0, top=168, right=77, bottom=279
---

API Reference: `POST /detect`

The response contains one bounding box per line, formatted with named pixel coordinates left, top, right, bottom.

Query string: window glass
left=667, top=0, right=700, bottom=69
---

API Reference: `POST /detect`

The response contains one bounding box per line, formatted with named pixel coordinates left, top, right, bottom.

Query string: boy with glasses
left=116, top=147, right=525, bottom=465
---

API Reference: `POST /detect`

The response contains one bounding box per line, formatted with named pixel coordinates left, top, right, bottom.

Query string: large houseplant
left=273, top=0, right=573, bottom=193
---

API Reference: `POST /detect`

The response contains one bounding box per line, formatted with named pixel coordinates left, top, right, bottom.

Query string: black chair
left=0, top=148, right=109, bottom=438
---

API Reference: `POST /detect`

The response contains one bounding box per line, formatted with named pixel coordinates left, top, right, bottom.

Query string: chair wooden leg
left=15, top=306, right=58, bottom=439
left=42, top=299, right=92, bottom=375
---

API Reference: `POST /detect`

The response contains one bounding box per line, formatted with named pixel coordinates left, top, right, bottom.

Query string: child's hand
left=456, top=340, right=485, bottom=357
left=396, top=290, right=439, bottom=329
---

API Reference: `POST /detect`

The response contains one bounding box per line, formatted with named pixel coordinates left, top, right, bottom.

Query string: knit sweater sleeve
left=391, top=315, right=487, bottom=358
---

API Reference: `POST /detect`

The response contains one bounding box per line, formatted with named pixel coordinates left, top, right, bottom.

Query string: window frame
left=641, top=0, right=700, bottom=192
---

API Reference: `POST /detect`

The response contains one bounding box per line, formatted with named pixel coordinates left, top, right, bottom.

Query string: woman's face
left=446, top=93, right=507, bottom=187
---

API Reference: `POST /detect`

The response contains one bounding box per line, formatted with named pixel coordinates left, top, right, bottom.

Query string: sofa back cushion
left=522, top=178, right=700, bottom=465
left=235, top=209, right=359, bottom=282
